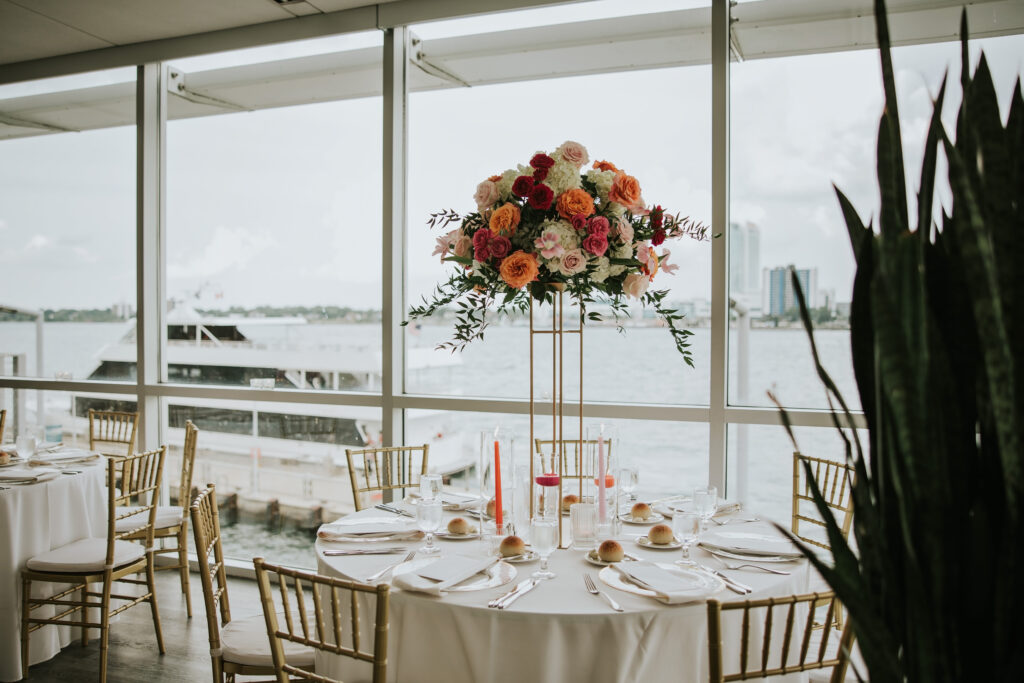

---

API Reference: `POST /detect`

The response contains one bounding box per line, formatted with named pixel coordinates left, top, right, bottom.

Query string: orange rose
left=489, top=202, right=521, bottom=236
left=608, top=174, right=642, bottom=209
left=556, top=188, right=595, bottom=220
left=499, top=251, right=539, bottom=289
left=488, top=174, right=502, bottom=182
left=592, top=160, right=621, bottom=174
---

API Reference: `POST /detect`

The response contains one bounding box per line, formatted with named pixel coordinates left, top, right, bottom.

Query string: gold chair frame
left=791, top=452, right=856, bottom=551
left=254, top=557, right=390, bottom=683
left=706, top=591, right=855, bottom=683
left=89, top=409, right=139, bottom=458
left=345, top=444, right=429, bottom=511
left=128, top=420, right=198, bottom=617
left=0, top=408, right=6, bottom=443
left=21, top=447, right=167, bottom=683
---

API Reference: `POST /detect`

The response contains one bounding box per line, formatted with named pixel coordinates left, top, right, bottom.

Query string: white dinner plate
left=502, top=549, right=539, bottom=563
left=700, top=523, right=801, bottom=557
left=584, top=549, right=621, bottom=566
left=435, top=531, right=479, bottom=541
left=618, top=511, right=665, bottom=525
left=598, top=563, right=723, bottom=600
left=393, top=558, right=516, bottom=592
left=700, top=545, right=803, bottom=563
left=636, top=535, right=683, bottom=550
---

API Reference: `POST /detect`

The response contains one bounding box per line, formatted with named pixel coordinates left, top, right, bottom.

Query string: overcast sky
left=0, top=4, right=1021, bottom=312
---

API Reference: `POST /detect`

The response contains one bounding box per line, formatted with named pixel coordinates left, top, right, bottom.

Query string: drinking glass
left=419, top=474, right=442, bottom=501
left=416, top=498, right=443, bottom=556
left=569, top=503, right=597, bottom=550
left=673, top=511, right=700, bottom=566
left=619, top=467, right=638, bottom=503
left=530, top=518, right=558, bottom=580
left=694, top=485, right=718, bottom=531
left=15, top=433, right=36, bottom=458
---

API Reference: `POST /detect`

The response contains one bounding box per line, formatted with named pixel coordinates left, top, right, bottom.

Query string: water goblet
left=419, top=474, right=443, bottom=501
left=694, top=485, right=718, bottom=531
left=530, top=517, right=558, bottom=580
left=672, top=510, right=700, bottom=566
left=618, top=467, right=638, bottom=504
left=416, top=498, right=443, bottom=556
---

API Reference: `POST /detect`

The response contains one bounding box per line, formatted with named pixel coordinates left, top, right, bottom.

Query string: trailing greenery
left=776, top=2, right=1023, bottom=680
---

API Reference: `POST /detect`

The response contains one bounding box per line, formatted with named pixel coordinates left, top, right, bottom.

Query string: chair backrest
left=89, top=409, right=139, bottom=458
left=533, top=439, right=608, bottom=481
left=0, top=408, right=6, bottom=443
left=177, top=421, right=199, bottom=507
left=191, top=484, right=232, bottom=656
left=707, top=591, right=853, bottom=682
left=253, top=557, right=390, bottom=683
left=345, top=445, right=429, bottom=511
left=108, top=446, right=166, bottom=567
left=791, top=452, right=855, bottom=551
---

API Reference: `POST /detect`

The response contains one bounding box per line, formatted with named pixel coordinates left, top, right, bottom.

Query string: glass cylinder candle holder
left=585, top=424, right=618, bottom=527
left=533, top=450, right=561, bottom=519
left=479, top=427, right=515, bottom=536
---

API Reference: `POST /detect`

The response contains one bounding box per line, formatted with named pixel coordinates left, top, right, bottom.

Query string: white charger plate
left=584, top=549, right=621, bottom=567
left=636, top=535, right=683, bottom=550
left=393, top=558, right=516, bottom=592
left=502, top=549, right=539, bottom=563
left=618, top=511, right=666, bottom=525
left=435, top=531, right=478, bottom=541
left=700, top=523, right=801, bottom=556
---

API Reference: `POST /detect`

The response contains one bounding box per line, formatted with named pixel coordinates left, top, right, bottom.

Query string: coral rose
left=499, top=251, right=539, bottom=289
left=489, top=202, right=521, bottom=236
left=556, top=189, right=595, bottom=220
left=488, top=174, right=502, bottom=183
left=587, top=216, right=610, bottom=236
left=512, top=175, right=535, bottom=198
left=592, top=160, right=621, bottom=174
left=608, top=174, right=642, bottom=210
left=528, top=184, right=554, bottom=210
left=623, top=273, right=649, bottom=299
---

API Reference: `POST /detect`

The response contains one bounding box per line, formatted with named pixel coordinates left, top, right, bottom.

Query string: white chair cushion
left=114, top=505, right=183, bottom=532
left=220, top=613, right=316, bottom=668
left=26, top=538, right=145, bottom=573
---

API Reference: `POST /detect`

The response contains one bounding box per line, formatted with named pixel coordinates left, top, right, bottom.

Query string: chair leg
left=177, top=523, right=192, bottom=618
left=80, top=584, right=90, bottom=646
left=146, top=556, right=166, bottom=654
left=99, top=573, right=113, bottom=683
left=21, top=576, right=32, bottom=680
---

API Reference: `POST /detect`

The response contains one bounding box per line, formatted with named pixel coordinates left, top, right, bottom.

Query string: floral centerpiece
left=406, top=141, right=709, bottom=366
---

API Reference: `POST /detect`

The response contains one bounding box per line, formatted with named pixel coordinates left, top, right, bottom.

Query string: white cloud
left=26, top=234, right=53, bottom=249
left=167, top=225, right=276, bottom=280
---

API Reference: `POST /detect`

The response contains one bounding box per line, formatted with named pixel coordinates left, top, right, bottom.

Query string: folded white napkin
left=29, top=449, right=101, bottom=465
left=392, top=555, right=499, bottom=596
left=441, top=492, right=484, bottom=511
left=0, top=467, right=60, bottom=483
left=614, top=562, right=710, bottom=605
left=656, top=498, right=741, bottom=518
left=317, top=519, right=421, bottom=542
left=700, top=522, right=802, bottom=556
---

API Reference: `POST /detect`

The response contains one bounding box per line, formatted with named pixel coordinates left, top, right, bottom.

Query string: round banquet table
left=0, top=460, right=107, bottom=683
left=316, top=506, right=812, bottom=683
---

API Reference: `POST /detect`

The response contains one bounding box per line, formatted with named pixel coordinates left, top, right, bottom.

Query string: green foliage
left=776, top=2, right=1023, bottom=680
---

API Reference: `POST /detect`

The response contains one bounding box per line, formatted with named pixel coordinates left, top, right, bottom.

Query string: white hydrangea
left=540, top=218, right=579, bottom=250
left=610, top=242, right=632, bottom=276
left=585, top=169, right=615, bottom=201
left=496, top=165, right=531, bottom=202
left=544, top=160, right=582, bottom=197
left=605, top=201, right=627, bottom=217
left=590, top=256, right=612, bottom=283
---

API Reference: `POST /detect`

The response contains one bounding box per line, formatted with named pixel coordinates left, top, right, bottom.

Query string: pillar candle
left=494, top=439, right=503, bottom=533
left=597, top=435, right=607, bottom=523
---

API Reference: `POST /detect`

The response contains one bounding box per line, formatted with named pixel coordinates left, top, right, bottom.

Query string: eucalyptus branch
left=646, top=288, right=696, bottom=368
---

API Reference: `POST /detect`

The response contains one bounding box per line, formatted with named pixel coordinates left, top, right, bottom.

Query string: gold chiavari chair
left=0, top=408, right=6, bottom=443
left=89, top=409, right=139, bottom=458
left=124, top=420, right=198, bottom=617
left=192, top=484, right=315, bottom=683
left=21, top=447, right=167, bottom=683
left=706, top=591, right=856, bottom=683
left=254, top=557, right=390, bottom=683
left=345, top=444, right=429, bottom=511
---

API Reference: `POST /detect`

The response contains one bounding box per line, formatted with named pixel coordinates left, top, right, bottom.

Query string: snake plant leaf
left=917, top=76, right=947, bottom=245
left=873, top=0, right=908, bottom=232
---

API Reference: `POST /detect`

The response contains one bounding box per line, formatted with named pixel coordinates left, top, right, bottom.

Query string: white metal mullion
left=136, top=63, right=166, bottom=453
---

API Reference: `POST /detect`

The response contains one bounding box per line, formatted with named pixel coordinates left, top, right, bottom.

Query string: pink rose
left=660, top=248, right=679, bottom=275
left=488, top=235, right=511, bottom=260
left=453, top=234, right=473, bottom=259
left=587, top=216, right=610, bottom=236
left=558, top=140, right=589, bottom=168
left=534, top=230, right=565, bottom=260
left=615, top=218, right=634, bottom=244
left=559, top=248, right=587, bottom=276
left=635, top=241, right=651, bottom=265
left=583, top=233, right=608, bottom=257
left=474, top=180, right=500, bottom=211
left=571, top=213, right=588, bottom=231
left=473, top=229, right=491, bottom=261
left=623, top=273, right=649, bottom=299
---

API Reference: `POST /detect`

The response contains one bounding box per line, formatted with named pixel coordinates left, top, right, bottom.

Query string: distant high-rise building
left=762, top=266, right=818, bottom=315
left=729, top=221, right=761, bottom=297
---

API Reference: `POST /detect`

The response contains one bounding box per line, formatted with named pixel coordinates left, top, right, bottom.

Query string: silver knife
left=489, top=579, right=531, bottom=608
left=322, top=547, right=406, bottom=556
left=700, top=565, right=752, bottom=594
left=375, top=504, right=414, bottom=517
left=498, top=579, right=540, bottom=609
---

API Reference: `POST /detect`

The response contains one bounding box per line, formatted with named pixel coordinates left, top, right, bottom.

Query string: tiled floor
left=21, top=570, right=264, bottom=683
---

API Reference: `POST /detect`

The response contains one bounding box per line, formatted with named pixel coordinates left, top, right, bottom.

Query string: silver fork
left=583, top=573, right=623, bottom=612
left=711, top=515, right=760, bottom=526
left=710, top=554, right=789, bottom=575
left=366, top=550, right=416, bottom=582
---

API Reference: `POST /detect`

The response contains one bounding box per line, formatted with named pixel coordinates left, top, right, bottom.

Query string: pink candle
left=597, top=435, right=607, bottom=523
left=493, top=440, right=503, bottom=532
left=536, top=473, right=561, bottom=487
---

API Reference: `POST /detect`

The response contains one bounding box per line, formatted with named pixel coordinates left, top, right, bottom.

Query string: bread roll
left=499, top=535, right=526, bottom=557
left=447, top=517, right=471, bottom=535
left=631, top=502, right=652, bottom=521
left=561, top=493, right=580, bottom=512
left=597, top=539, right=624, bottom=562
left=647, top=523, right=674, bottom=545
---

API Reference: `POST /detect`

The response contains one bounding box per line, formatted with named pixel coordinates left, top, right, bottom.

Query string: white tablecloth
left=315, top=507, right=811, bottom=683
left=0, top=462, right=107, bottom=682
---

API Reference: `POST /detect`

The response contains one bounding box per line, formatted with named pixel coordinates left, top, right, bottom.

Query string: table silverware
left=699, top=564, right=751, bottom=594
left=583, top=573, right=623, bottom=612
left=708, top=552, right=790, bottom=575
left=489, top=579, right=531, bottom=608
left=497, top=578, right=540, bottom=609
left=375, top=504, right=414, bottom=518
left=366, top=550, right=416, bottom=582
left=322, top=547, right=407, bottom=557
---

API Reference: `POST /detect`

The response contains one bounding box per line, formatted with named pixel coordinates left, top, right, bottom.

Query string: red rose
left=488, top=235, right=511, bottom=259
left=512, top=175, right=535, bottom=198
left=652, top=228, right=666, bottom=246
left=527, top=184, right=554, bottom=210
left=473, top=229, right=491, bottom=260
left=651, top=205, right=665, bottom=229
left=530, top=153, right=555, bottom=170
left=583, top=233, right=609, bottom=257
left=533, top=167, right=549, bottom=182
left=570, top=213, right=588, bottom=231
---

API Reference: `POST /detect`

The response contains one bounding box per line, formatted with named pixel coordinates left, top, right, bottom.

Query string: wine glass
left=618, top=467, right=638, bottom=504
left=419, top=474, right=442, bottom=501
left=694, top=485, right=718, bottom=531
left=530, top=517, right=558, bottom=580
left=673, top=510, right=700, bottom=566
left=416, top=498, right=443, bottom=556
